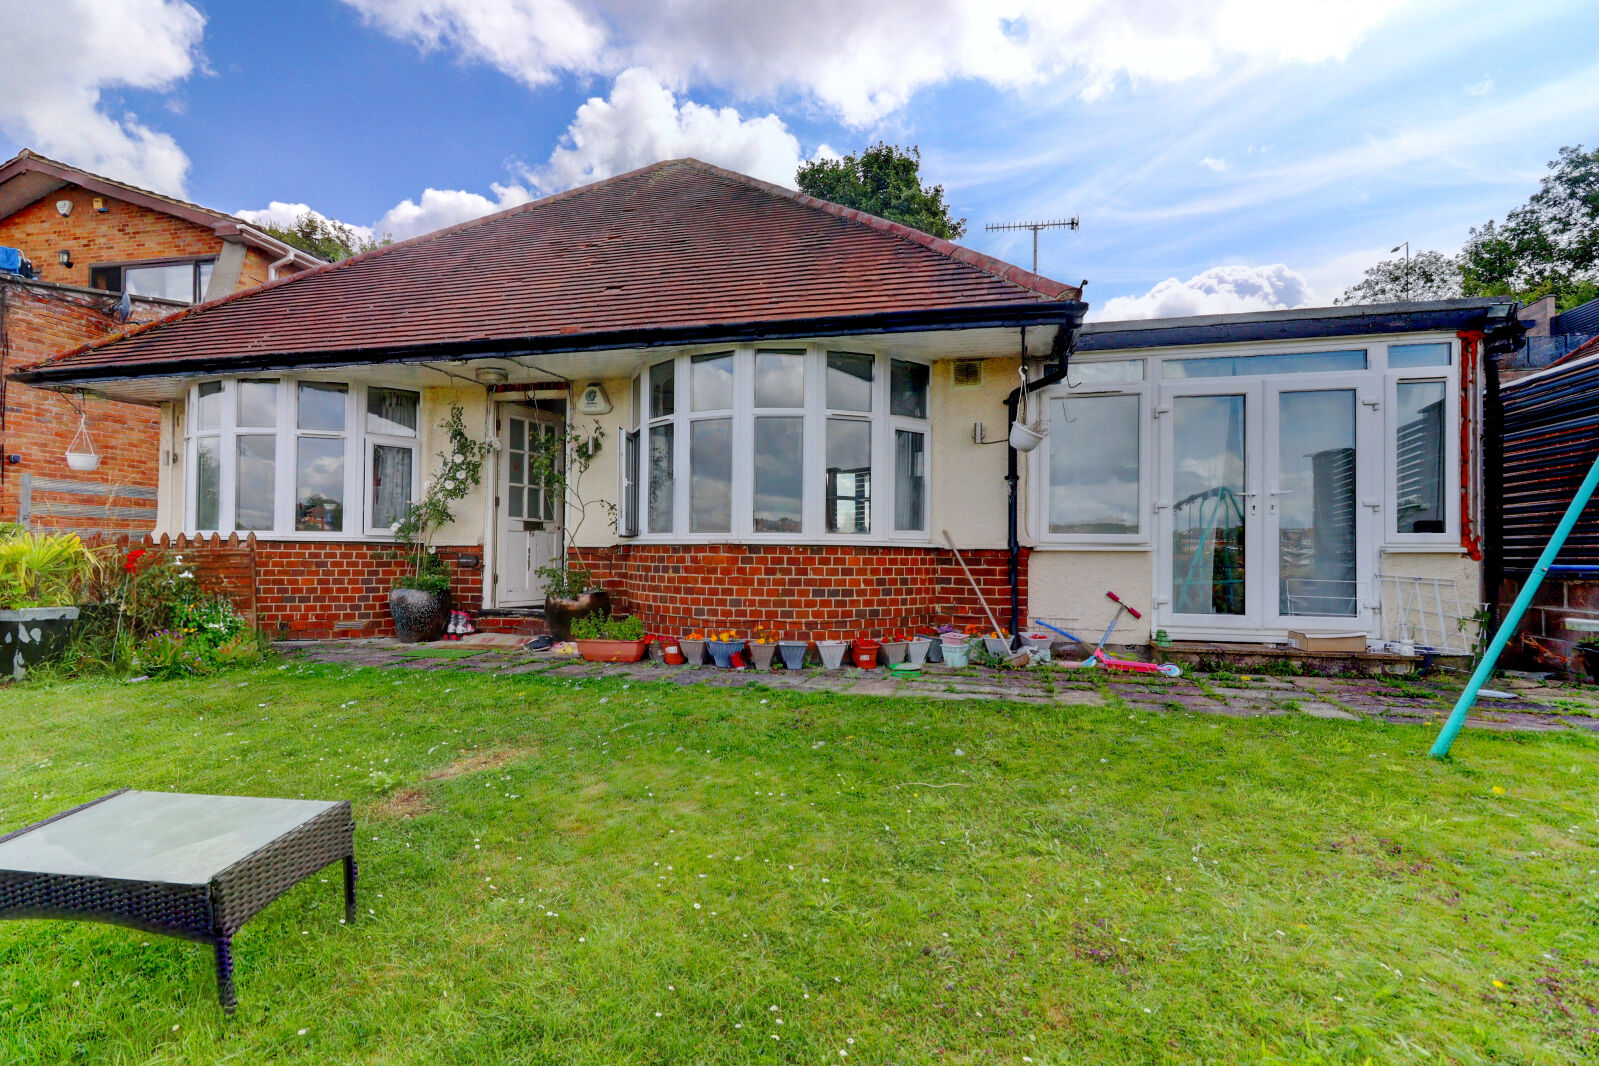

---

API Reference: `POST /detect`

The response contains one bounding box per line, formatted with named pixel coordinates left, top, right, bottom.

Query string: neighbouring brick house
left=13, top=159, right=1526, bottom=651
left=0, top=149, right=320, bottom=536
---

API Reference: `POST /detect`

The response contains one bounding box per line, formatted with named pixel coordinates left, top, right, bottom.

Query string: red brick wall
left=571, top=543, right=1026, bottom=640
left=0, top=281, right=172, bottom=533
left=0, top=184, right=222, bottom=289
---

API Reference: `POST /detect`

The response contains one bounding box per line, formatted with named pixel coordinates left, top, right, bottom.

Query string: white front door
left=495, top=406, right=563, bottom=607
left=1154, top=375, right=1378, bottom=640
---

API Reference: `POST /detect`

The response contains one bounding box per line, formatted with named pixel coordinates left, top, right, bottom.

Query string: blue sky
left=2, top=0, right=1596, bottom=318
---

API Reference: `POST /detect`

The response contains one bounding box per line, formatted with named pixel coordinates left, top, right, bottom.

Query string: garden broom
left=942, top=530, right=1008, bottom=640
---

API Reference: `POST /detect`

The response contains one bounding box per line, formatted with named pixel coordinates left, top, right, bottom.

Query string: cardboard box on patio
left=1287, top=631, right=1367, bottom=653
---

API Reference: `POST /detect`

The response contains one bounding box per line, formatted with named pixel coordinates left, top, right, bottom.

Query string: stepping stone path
left=275, top=639, right=1599, bottom=735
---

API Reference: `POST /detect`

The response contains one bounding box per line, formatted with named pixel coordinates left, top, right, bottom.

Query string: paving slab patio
left=274, top=639, right=1599, bottom=735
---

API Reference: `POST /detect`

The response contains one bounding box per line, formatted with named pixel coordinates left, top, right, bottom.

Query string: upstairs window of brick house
left=90, top=258, right=215, bottom=304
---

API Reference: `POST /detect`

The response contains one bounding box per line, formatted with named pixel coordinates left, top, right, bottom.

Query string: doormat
left=456, top=633, right=533, bottom=648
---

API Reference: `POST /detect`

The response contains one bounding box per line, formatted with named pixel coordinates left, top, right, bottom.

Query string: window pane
left=755, top=350, right=805, bottom=408
left=197, top=260, right=214, bottom=300
left=1070, top=358, right=1144, bottom=384
left=1048, top=394, right=1139, bottom=535
left=193, top=382, right=222, bottom=432
left=890, top=360, right=929, bottom=419
left=297, top=381, right=346, bottom=431
left=1165, top=350, right=1366, bottom=378
left=367, top=387, right=419, bottom=435
left=826, top=417, right=871, bottom=533
left=1396, top=381, right=1447, bottom=534
left=754, top=416, right=803, bottom=533
left=237, top=379, right=277, bottom=428
left=124, top=262, right=197, bottom=303
left=691, top=352, right=734, bottom=411
left=690, top=418, right=732, bottom=532
left=372, top=445, right=414, bottom=529
left=195, top=436, right=220, bottom=529
left=894, top=429, right=926, bottom=531
left=295, top=436, right=345, bottom=532
left=649, top=360, right=675, bottom=419
left=827, top=352, right=874, bottom=411
left=235, top=435, right=276, bottom=531
left=1277, top=390, right=1356, bottom=616
left=1389, top=342, right=1451, bottom=368
left=648, top=424, right=675, bottom=532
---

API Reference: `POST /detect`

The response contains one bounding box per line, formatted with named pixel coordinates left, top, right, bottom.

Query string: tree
left=796, top=143, right=967, bottom=240
left=258, top=210, right=386, bottom=263
left=1460, top=144, right=1599, bottom=311
left=1337, top=249, right=1462, bottom=304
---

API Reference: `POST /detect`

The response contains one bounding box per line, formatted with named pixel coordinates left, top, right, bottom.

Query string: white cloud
left=0, top=0, right=204, bottom=195
left=1200, top=156, right=1229, bottom=172
left=373, top=183, right=533, bottom=241
left=234, top=201, right=379, bottom=244
left=342, top=0, right=1406, bottom=125
left=532, top=68, right=804, bottom=192
left=1466, top=77, right=1494, bottom=96
left=1089, top=263, right=1316, bottom=321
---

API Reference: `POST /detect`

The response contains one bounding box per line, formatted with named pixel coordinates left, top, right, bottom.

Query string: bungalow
left=12, top=159, right=1524, bottom=650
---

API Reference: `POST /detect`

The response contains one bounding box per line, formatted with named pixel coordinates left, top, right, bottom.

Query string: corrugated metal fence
left=1501, top=355, right=1599, bottom=573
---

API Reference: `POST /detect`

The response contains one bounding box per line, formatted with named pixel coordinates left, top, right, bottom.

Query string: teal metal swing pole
left=1430, top=449, right=1599, bottom=758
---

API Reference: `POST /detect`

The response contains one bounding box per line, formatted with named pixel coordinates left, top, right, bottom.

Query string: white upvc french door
left=1154, top=374, right=1379, bottom=640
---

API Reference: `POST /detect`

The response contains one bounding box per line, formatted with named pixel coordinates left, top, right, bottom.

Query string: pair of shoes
left=525, top=634, right=554, bottom=651
left=445, top=611, right=476, bottom=639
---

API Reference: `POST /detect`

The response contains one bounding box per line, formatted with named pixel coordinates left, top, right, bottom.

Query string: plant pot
left=852, top=638, right=881, bottom=669
left=388, top=588, right=450, bottom=644
left=707, top=639, right=747, bottom=669
left=983, top=636, right=1012, bottom=658
left=65, top=451, right=101, bottom=472
left=1577, top=644, right=1599, bottom=683
left=0, top=606, right=80, bottom=680
left=777, top=640, right=808, bottom=670
left=924, top=637, right=943, bottom=663
left=816, top=640, right=848, bottom=670
left=879, top=640, right=909, bottom=665
left=1019, top=632, right=1054, bottom=663
left=750, top=642, right=778, bottom=670
left=575, top=638, right=650, bottom=663
left=646, top=639, right=666, bottom=663
left=942, top=641, right=971, bottom=668
left=1009, top=420, right=1046, bottom=452
left=678, top=638, right=706, bottom=666
left=940, top=631, right=969, bottom=645
left=906, top=637, right=932, bottom=665
left=544, top=589, right=611, bottom=642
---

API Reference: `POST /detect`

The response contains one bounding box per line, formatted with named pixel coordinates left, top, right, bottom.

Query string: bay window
left=184, top=378, right=419, bottom=538
left=632, top=344, right=929, bottom=540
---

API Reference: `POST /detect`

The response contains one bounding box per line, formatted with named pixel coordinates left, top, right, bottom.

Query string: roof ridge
left=673, top=158, right=1079, bottom=302
left=35, top=159, right=693, bottom=370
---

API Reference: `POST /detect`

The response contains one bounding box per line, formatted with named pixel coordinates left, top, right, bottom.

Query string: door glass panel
left=690, top=418, right=732, bottom=532
left=1277, top=390, right=1357, bottom=617
left=1396, top=381, right=1447, bottom=533
left=1171, top=395, right=1246, bottom=615
left=754, top=416, right=803, bottom=533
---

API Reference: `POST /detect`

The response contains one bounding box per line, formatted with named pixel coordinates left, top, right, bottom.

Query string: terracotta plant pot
left=777, top=640, right=809, bottom=670
left=879, top=640, right=909, bottom=665
left=750, top=642, right=778, bottom=670
left=544, top=588, right=611, bottom=642
left=388, top=588, right=450, bottom=644
left=678, top=638, right=707, bottom=666
left=662, top=641, right=686, bottom=665
left=574, top=638, right=650, bottom=663
left=0, top=606, right=80, bottom=680
left=816, top=640, right=848, bottom=669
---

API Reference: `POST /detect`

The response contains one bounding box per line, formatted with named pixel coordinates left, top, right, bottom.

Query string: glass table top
left=0, top=791, right=342, bottom=885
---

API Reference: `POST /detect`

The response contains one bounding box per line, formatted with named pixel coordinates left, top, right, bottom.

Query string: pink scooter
left=1087, top=647, right=1182, bottom=677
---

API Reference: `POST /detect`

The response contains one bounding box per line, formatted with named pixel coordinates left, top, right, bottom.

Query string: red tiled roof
left=23, top=159, right=1080, bottom=382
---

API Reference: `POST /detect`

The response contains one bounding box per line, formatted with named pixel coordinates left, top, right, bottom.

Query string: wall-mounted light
left=92, top=197, right=107, bottom=214
left=58, top=250, right=71, bottom=268
left=55, top=200, right=72, bottom=217
left=475, top=366, right=509, bottom=386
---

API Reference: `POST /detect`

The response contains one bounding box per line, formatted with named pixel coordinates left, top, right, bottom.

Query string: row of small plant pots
left=638, top=630, right=1054, bottom=670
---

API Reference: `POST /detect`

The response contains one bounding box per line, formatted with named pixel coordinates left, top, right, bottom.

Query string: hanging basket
left=65, top=404, right=100, bottom=471
left=1010, top=367, right=1048, bottom=452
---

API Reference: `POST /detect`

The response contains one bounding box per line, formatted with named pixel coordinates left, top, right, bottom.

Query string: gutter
left=13, top=300, right=1084, bottom=389
left=1001, top=300, right=1090, bottom=642
left=223, top=224, right=324, bottom=277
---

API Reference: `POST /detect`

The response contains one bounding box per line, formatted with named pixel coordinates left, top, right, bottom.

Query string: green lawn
left=1, top=662, right=1596, bottom=1065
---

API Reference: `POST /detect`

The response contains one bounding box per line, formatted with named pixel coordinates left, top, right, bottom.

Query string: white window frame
left=630, top=343, right=931, bottom=544
left=1381, top=337, right=1460, bottom=550
left=182, top=377, right=421, bottom=540
left=1030, top=359, right=1152, bottom=549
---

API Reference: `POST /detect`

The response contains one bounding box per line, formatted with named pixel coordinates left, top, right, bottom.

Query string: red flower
left=124, top=549, right=148, bottom=574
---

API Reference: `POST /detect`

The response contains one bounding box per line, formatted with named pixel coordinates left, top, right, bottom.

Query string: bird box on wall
left=575, top=381, right=611, bottom=415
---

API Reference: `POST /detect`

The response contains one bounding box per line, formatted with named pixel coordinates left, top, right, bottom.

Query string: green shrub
left=569, top=613, right=643, bottom=641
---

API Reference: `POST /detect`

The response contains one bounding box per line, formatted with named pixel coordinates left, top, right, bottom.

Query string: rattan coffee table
left=0, top=789, right=356, bottom=1013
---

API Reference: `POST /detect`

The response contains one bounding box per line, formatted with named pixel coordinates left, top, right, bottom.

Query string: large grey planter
left=544, top=589, right=611, bottom=642
left=0, top=607, right=80, bottom=680
left=388, top=588, right=450, bottom=644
